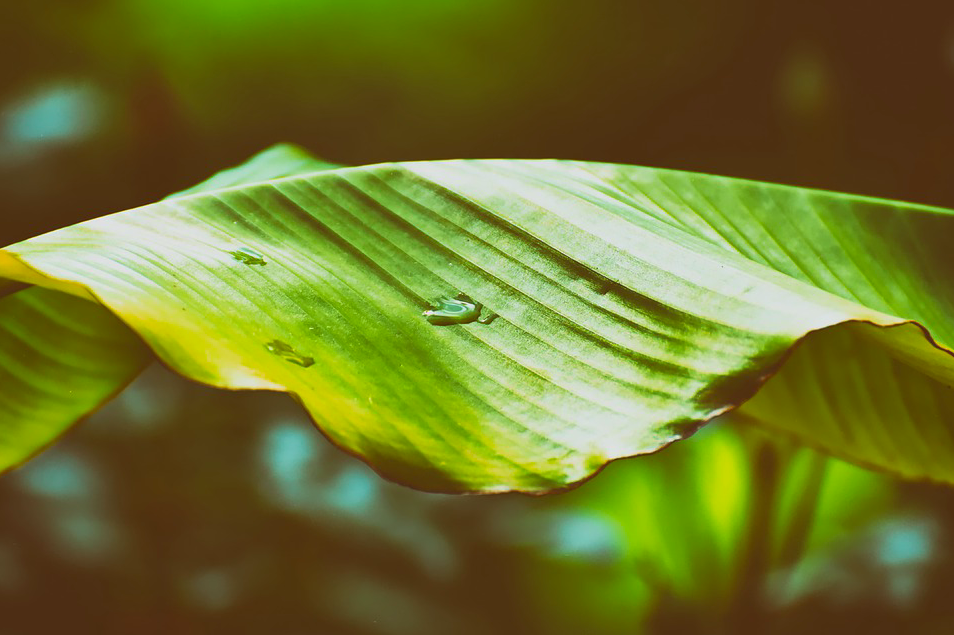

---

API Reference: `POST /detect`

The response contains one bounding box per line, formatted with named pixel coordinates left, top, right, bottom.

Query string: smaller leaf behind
left=0, top=286, right=149, bottom=468
left=0, top=144, right=338, bottom=473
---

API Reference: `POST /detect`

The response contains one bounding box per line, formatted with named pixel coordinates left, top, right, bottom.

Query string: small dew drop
left=423, top=292, right=496, bottom=326
left=265, top=339, right=314, bottom=367
left=229, top=246, right=268, bottom=266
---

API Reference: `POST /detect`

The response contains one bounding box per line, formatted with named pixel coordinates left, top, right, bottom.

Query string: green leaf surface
left=0, top=144, right=337, bottom=472
left=2, top=149, right=953, bottom=492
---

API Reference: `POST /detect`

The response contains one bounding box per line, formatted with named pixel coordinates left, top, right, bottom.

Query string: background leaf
left=0, top=144, right=337, bottom=473
left=0, top=286, right=148, bottom=468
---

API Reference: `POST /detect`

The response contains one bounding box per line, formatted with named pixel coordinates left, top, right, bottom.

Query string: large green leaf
left=2, top=149, right=953, bottom=492
left=0, top=144, right=337, bottom=470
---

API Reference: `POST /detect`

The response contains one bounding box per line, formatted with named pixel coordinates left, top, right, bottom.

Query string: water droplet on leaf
left=423, top=292, right=496, bottom=326
left=265, top=339, right=314, bottom=367
left=229, top=246, right=267, bottom=266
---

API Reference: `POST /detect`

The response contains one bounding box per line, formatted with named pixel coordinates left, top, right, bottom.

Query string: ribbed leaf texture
left=1, top=146, right=952, bottom=493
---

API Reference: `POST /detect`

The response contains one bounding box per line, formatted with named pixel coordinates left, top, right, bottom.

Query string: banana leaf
left=1, top=145, right=952, bottom=493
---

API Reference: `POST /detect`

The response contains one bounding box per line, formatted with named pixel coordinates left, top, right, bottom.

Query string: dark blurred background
left=3, top=1, right=954, bottom=633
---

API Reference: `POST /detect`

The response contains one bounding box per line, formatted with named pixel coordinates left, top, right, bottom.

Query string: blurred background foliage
left=2, top=0, right=954, bottom=633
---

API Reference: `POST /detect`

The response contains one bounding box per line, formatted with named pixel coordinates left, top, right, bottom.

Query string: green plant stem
left=0, top=280, right=29, bottom=300
left=724, top=442, right=781, bottom=635
left=777, top=452, right=828, bottom=572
